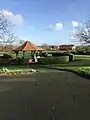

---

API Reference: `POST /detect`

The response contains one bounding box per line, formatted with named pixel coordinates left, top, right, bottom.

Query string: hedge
left=3, top=53, right=12, bottom=58
left=70, top=51, right=90, bottom=55
left=0, top=53, right=12, bottom=59
left=40, top=52, right=74, bottom=62
left=52, top=52, right=69, bottom=57
left=9, top=57, right=28, bottom=65
left=38, top=56, right=69, bottom=65
left=0, top=58, right=10, bottom=65
left=40, top=52, right=70, bottom=57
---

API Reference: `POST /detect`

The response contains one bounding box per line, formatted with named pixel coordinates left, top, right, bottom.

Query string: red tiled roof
left=59, top=44, right=75, bottom=50
left=59, top=44, right=75, bottom=47
left=0, top=45, right=18, bottom=52
left=13, top=41, right=44, bottom=51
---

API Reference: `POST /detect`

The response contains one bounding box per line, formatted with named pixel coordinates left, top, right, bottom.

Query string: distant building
left=0, top=45, right=18, bottom=52
left=59, top=44, right=76, bottom=51
left=41, top=44, right=58, bottom=50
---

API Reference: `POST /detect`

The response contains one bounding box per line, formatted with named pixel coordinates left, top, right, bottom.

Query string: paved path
left=0, top=69, right=90, bottom=120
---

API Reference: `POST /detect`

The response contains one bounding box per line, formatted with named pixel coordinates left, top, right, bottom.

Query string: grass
left=56, top=67, right=90, bottom=75
left=43, top=55, right=90, bottom=75
left=0, top=55, right=90, bottom=119
left=50, top=55, right=90, bottom=67
left=75, top=55, right=90, bottom=59
left=0, top=54, right=90, bottom=76
left=0, top=65, right=30, bottom=71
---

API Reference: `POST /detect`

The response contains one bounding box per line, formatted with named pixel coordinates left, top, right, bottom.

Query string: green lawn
left=0, top=54, right=90, bottom=75
left=51, top=55, right=90, bottom=67
left=44, top=55, right=90, bottom=67
left=0, top=65, right=30, bottom=71
left=43, top=55, right=90, bottom=75
left=75, top=55, right=90, bottom=59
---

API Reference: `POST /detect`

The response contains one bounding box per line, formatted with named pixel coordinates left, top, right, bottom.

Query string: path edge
left=41, top=65, right=90, bottom=80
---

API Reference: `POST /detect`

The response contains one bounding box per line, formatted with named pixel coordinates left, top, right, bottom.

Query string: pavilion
left=13, top=41, right=44, bottom=58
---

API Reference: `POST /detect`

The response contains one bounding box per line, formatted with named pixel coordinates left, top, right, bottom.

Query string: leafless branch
left=0, top=11, right=17, bottom=46
left=74, top=18, right=90, bottom=44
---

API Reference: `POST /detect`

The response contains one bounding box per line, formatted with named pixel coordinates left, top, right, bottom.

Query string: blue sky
left=0, top=0, right=90, bottom=45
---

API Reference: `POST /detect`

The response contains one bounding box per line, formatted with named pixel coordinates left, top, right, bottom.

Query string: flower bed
left=0, top=67, right=38, bottom=76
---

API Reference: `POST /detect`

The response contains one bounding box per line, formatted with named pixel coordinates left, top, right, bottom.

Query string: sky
left=0, top=0, right=90, bottom=45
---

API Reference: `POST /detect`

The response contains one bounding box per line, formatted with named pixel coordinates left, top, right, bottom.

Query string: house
left=59, top=44, right=76, bottom=51
left=0, top=45, right=18, bottom=52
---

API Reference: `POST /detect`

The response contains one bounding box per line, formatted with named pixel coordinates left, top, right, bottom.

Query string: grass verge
left=42, top=65, right=90, bottom=79
left=0, top=65, right=30, bottom=71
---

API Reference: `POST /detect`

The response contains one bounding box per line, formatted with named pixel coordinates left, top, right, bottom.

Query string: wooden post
left=15, top=51, right=18, bottom=57
left=22, top=51, right=25, bottom=59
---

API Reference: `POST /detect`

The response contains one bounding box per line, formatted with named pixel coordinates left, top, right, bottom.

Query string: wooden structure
left=12, top=41, right=44, bottom=58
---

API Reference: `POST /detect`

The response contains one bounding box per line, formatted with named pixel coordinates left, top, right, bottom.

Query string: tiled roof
left=13, top=41, right=44, bottom=51
left=0, top=45, right=18, bottom=52
left=59, top=44, right=75, bottom=50
left=59, top=44, right=75, bottom=47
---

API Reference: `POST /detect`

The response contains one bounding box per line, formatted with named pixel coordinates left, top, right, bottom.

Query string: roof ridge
left=24, top=41, right=37, bottom=50
left=27, top=41, right=42, bottom=50
left=13, top=40, right=43, bottom=51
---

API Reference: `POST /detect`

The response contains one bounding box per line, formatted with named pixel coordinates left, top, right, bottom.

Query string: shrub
left=76, top=51, right=86, bottom=55
left=41, top=52, right=69, bottom=57
left=39, top=52, right=42, bottom=56
left=42, top=52, right=48, bottom=57
left=3, top=53, right=12, bottom=58
left=40, top=51, right=71, bottom=57
left=69, top=54, right=74, bottom=62
left=52, top=53, right=69, bottom=57
left=38, top=56, right=69, bottom=65
left=9, top=57, right=22, bottom=65
left=0, top=58, right=10, bottom=65
left=85, top=52, right=90, bottom=55
left=10, top=57, right=30, bottom=65
left=70, top=51, right=76, bottom=54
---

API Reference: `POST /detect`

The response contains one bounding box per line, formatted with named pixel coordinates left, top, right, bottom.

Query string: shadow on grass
left=42, top=65, right=90, bottom=80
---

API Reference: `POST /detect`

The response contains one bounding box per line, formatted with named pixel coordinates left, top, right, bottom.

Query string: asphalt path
left=0, top=69, right=90, bottom=120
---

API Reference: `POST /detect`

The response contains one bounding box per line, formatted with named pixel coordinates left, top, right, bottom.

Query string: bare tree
left=0, top=11, right=16, bottom=47
left=0, top=32, right=17, bottom=46
left=18, top=39, right=25, bottom=45
left=74, top=18, right=90, bottom=45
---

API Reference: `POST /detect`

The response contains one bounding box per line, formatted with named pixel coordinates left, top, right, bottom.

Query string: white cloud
left=46, top=22, right=63, bottom=31
left=55, top=23, right=63, bottom=31
left=72, top=21, right=79, bottom=27
left=1, top=9, right=24, bottom=25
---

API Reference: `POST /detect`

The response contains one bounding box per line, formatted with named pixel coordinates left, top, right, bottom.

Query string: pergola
left=12, top=41, right=44, bottom=58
